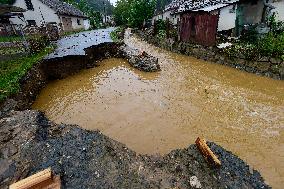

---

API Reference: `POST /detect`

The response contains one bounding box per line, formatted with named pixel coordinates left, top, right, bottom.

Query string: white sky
left=109, top=0, right=117, bottom=5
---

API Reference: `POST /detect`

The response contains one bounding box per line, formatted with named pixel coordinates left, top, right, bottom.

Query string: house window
left=77, top=19, right=81, bottom=25
left=27, top=20, right=36, bottom=26
left=25, top=0, right=34, bottom=10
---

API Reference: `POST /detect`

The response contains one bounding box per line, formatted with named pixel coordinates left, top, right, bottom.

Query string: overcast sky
left=109, top=0, right=117, bottom=5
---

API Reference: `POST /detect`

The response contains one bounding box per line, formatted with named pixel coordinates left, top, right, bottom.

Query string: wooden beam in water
left=195, top=137, right=221, bottom=167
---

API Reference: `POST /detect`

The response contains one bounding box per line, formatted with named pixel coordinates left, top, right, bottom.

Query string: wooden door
left=62, top=17, right=72, bottom=31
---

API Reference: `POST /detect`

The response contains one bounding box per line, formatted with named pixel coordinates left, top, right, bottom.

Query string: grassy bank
left=0, top=36, right=24, bottom=43
left=0, top=46, right=54, bottom=102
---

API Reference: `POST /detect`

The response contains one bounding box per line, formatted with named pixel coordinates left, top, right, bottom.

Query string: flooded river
left=33, top=35, right=284, bottom=188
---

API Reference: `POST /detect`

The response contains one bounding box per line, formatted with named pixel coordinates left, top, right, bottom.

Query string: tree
left=114, top=0, right=156, bottom=28
left=0, top=0, right=16, bottom=5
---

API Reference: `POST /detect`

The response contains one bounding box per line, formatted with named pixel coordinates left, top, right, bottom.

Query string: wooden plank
left=195, top=137, right=221, bottom=167
left=10, top=168, right=52, bottom=189
left=30, top=176, right=61, bottom=189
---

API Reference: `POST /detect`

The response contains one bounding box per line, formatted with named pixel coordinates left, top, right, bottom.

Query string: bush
left=240, top=25, right=258, bottom=44
left=157, top=30, right=166, bottom=41
left=257, top=32, right=284, bottom=59
left=28, top=35, right=50, bottom=54
left=269, top=13, right=284, bottom=35
left=155, top=19, right=166, bottom=31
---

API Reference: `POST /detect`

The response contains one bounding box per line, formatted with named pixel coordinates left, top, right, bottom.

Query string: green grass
left=0, top=36, right=24, bottom=42
left=0, top=46, right=54, bottom=102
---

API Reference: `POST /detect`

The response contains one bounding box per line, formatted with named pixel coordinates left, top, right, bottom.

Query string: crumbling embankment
left=0, top=42, right=159, bottom=114
left=0, top=110, right=270, bottom=189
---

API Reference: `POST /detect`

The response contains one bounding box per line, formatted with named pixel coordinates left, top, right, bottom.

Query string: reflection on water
left=33, top=36, right=284, bottom=189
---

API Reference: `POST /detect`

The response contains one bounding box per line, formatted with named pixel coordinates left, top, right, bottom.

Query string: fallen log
left=195, top=137, right=221, bottom=167
left=9, top=168, right=60, bottom=189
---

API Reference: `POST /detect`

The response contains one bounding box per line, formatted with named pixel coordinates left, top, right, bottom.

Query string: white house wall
left=11, top=0, right=60, bottom=26
left=270, top=0, right=284, bottom=21
left=83, top=19, right=90, bottom=30
left=218, top=5, right=237, bottom=31
left=71, top=17, right=85, bottom=30
left=152, top=11, right=180, bottom=25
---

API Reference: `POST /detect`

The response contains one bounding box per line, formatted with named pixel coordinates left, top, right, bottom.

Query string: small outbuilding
left=178, top=0, right=239, bottom=46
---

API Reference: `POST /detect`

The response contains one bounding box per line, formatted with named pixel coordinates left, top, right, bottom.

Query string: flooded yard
left=33, top=36, right=284, bottom=188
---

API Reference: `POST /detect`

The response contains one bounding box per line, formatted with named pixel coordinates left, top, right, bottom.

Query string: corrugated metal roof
left=176, top=0, right=240, bottom=13
left=193, top=3, right=228, bottom=12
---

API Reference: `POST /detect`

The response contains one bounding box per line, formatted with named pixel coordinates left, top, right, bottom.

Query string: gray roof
left=40, top=0, right=88, bottom=18
left=165, top=0, right=239, bottom=13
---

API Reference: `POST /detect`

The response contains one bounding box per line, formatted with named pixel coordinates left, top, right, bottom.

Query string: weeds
left=0, top=46, right=54, bottom=102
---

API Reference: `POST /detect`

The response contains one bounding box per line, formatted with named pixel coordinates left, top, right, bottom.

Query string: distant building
left=152, top=0, right=183, bottom=25
left=102, top=14, right=113, bottom=25
left=10, top=0, right=90, bottom=31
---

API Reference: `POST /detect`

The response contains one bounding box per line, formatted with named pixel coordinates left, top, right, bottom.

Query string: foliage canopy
left=114, top=0, right=156, bottom=28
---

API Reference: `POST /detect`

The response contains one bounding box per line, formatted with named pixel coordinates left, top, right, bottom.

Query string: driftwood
left=9, top=168, right=60, bottom=189
left=195, top=137, right=221, bottom=167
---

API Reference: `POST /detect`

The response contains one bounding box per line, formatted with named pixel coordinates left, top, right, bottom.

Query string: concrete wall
left=218, top=5, right=237, bottom=31
left=270, top=0, right=284, bottom=21
left=11, top=0, right=60, bottom=26
left=241, top=0, right=264, bottom=24
left=83, top=19, right=90, bottom=30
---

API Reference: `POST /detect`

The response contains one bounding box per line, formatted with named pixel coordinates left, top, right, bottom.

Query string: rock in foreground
left=0, top=110, right=269, bottom=189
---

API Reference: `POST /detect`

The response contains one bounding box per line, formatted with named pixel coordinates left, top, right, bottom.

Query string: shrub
left=28, top=35, right=50, bottom=54
left=156, top=19, right=166, bottom=31
left=257, top=32, right=284, bottom=59
left=240, top=25, right=258, bottom=44
left=269, top=13, right=284, bottom=35
left=157, top=30, right=166, bottom=41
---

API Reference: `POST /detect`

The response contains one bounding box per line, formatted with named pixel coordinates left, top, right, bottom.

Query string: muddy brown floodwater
left=33, top=35, right=284, bottom=188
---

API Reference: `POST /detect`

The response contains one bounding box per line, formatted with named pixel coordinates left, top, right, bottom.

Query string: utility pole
left=103, top=1, right=106, bottom=23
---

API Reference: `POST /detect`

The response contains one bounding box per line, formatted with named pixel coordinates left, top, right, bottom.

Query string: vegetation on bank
left=223, top=15, right=284, bottom=61
left=114, top=0, right=156, bottom=28
left=0, top=36, right=23, bottom=43
left=152, top=15, right=284, bottom=61
left=110, top=27, right=124, bottom=42
left=0, top=45, right=54, bottom=102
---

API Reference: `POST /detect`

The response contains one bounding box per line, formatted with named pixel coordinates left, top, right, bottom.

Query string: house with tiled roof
left=152, top=0, right=185, bottom=25
left=10, top=0, right=90, bottom=31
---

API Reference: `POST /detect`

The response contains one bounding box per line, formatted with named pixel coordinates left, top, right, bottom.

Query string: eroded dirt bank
left=0, top=110, right=269, bottom=189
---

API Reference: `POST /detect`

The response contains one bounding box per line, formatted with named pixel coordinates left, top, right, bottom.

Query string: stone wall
left=136, top=31, right=284, bottom=80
